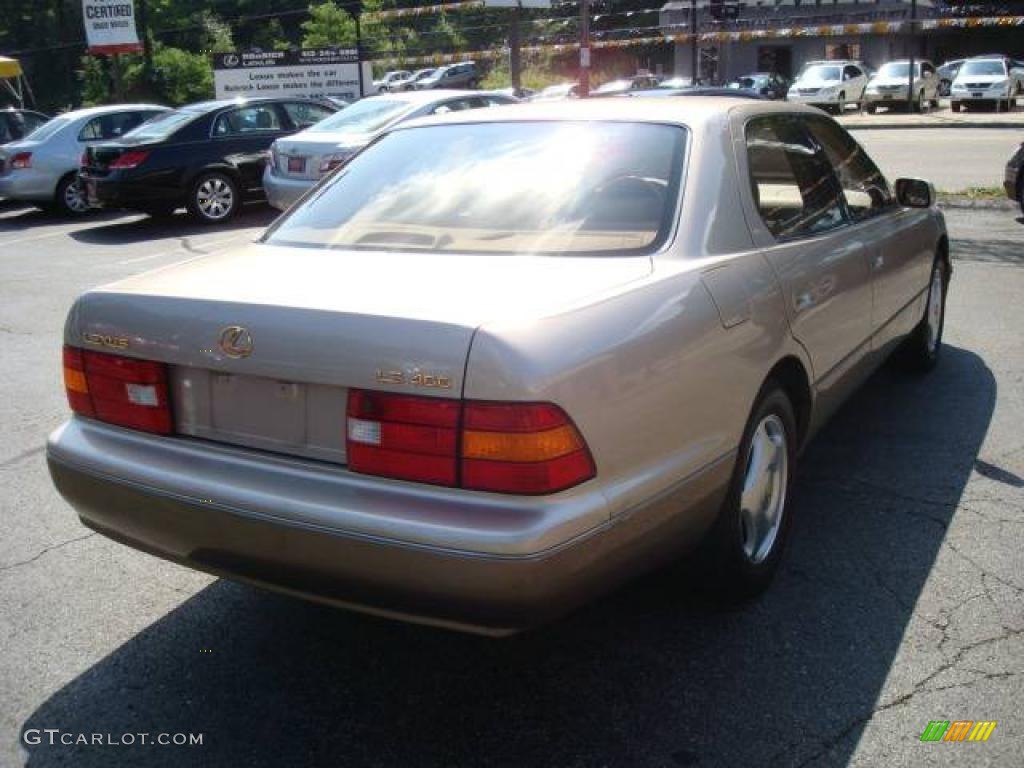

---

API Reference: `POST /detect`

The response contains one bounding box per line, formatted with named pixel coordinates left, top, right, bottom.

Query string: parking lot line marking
left=0, top=229, right=77, bottom=249
left=115, top=234, right=253, bottom=265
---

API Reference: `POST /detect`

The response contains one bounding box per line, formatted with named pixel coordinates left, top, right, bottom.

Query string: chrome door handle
left=872, top=254, right=885, bottom=270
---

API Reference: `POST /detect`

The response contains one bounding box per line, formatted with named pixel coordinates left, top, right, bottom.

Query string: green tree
left=301, top=1, right=357, bottom=48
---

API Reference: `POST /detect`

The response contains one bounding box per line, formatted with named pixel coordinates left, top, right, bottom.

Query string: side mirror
left=895, top=178, right=933, bottom=208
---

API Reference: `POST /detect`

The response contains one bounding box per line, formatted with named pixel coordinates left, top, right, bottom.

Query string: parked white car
left=950, top=57, right=1024, bottom=112
left=0, top=103, right=167, bottom=215
left=372, top=70, right=411, bottom=93
left=863, top=60, right=941, bottom=113
left=787, top=61, right=869, bottom=114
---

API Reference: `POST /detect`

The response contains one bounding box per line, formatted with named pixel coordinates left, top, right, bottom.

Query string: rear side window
left=79, top=111, right=151, bottom=141
left=803, top=116, right=892, bottom=221
left=745, top=115, right=846, bottom=240
left=213, top=105, right=283, bottom=137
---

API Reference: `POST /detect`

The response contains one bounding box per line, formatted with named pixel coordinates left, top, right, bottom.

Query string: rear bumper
left=863, top=89, right=910, bottom=104
left=84, top=174, right=181, bottom=209
left=262, top=166, right=314, bottom=211
left=0, top=168, right=59, bottom=201
left=47, top=418, right=729, bottom=634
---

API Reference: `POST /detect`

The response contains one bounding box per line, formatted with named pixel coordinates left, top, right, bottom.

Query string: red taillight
left=63, top=346, right=172, bottom=434
left=11, top=152, right=31, bottom=169
left=109, top=150, right=150, bottom=169
left=345, top=390, right=595, bottom=495
left=347, top=390, right=460, bottom=486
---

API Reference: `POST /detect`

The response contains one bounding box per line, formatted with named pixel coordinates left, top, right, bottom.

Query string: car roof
left=362, top=89, right=486, bottom=104
left=179, top=96, right=329, bottom=113
left=399, top=96, right=819, bottom=132
left=55, top=103, right=167, bottom=120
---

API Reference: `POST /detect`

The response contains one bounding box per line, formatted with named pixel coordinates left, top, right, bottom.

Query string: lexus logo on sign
left=222, top=54, right=240, bottom=68
left=219, top=326, right=253, bottom=358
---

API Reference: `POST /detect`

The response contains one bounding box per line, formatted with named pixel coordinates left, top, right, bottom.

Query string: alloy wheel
left=196, top=177, right=235, bottom=221
left=738, top=414, right=789, bottom=564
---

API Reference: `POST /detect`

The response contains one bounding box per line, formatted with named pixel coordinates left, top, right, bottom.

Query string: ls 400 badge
left=376, top=369, right=452, bottom=389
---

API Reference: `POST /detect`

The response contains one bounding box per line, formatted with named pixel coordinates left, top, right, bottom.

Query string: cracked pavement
left=0, top=198, right=1021, bottom=767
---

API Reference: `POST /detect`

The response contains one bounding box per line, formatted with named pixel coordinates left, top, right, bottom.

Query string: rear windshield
left=306, top=98, right=409, bottom=134
left=24, top=115, right=71, bottom=142
left=959, top=60, right=1006, bottom=76
left=265, top=121, right=687, bottom=256
left=122, top=109, right=200, bottom=140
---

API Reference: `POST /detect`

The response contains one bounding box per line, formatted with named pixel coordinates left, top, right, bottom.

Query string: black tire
left=697, top=384, right=798, bottom=603
left=1018, top=178, right=1024, bottom=215
left=865, top=103, right=877, bottom=114
left=54, top=173, right=90, bottom=217
left=900, top=256, right=949, bottom=373
left=951, top=100, right=961, bottom=113
left=187, top=172, right=240, bottom=224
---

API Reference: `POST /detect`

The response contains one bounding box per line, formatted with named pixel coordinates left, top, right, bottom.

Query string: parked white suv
left=787, top=61, right=868, bottom=114
left=863, top=60, right=941, bottom=113
left=950, top=57, right=1024, bottom=112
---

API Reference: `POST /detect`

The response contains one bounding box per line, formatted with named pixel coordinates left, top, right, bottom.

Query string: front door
left=741, top=114, right=872, bottom=384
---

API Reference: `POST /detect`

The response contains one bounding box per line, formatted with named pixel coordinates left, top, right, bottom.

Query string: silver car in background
left=48, top=99, right=950, bottom=635
left=863, top=60, right=941, bottom=113
left=0, top=104, right=167, bottom=215
left=263, top=90, right=516, bottom=211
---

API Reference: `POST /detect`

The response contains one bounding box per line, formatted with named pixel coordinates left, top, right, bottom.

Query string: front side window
left=266, top=121, right=687, bottom=256
left=213, top=105, right=282, bottom=137
left=745, top=115, right=846, bottom=239
left=804, top=116, right=892, bottom=220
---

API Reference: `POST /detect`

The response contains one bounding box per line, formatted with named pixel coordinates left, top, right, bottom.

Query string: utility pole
left=690, top=0, right=698, bottom=84
left=138, top=0, right=154, bottom=95
left=906, top=0, right=917, bottom=112
left=510, top=2, right=522, bottom=94
left=580, top=0, right=590, bottom=97
left=354, top=11, right=365, bottom=98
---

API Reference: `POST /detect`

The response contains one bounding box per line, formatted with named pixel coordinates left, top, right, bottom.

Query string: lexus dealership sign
left=212, top=49, right=369, bottom=102
left=82, top=0, right=142, bottom=55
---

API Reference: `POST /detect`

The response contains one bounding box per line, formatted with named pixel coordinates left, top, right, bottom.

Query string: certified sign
left=82, top=0, right=142, bottom=55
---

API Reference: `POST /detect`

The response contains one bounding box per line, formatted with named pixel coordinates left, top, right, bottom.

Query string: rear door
left=741, top=113, right=871, bottom=384
left=210, top=103, right=290, bottom=192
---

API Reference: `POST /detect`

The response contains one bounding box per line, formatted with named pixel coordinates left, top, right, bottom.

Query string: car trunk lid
left=68, top=244, right=652, bottom=464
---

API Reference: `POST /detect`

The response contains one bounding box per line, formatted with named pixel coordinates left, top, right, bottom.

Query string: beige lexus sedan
left=47, top=99, right=950, bottom=635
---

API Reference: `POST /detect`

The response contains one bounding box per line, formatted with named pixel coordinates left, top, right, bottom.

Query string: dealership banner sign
left=213, top=49, right=364, bottom=102
left=82, top=0, right=142, bottom=55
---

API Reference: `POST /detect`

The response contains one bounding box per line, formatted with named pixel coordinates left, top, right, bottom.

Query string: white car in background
left=372, top=70, right=412, bottom=93
left=863, top=60, right=941, bottom=113
left=950, top=57, right=1024, bottom=112
left=787, top=61, right=869, bottom=114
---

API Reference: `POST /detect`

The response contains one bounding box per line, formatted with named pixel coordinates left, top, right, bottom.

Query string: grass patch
left=938, top=186, right=1006, bottom=200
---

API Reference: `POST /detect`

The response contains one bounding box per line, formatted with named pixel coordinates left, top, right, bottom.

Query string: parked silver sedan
left=0, top=103, right=167, bottom=215
left=48, top=99, right=950, bottom=635
left=263, top=90, right=516, bottom=211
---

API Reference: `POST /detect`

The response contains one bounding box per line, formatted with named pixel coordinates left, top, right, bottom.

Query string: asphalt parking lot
left=1, top=189, right=1022, bottom=767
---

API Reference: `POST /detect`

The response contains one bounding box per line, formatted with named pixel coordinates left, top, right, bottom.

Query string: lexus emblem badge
left=219, top=325, right=254, bottom=359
